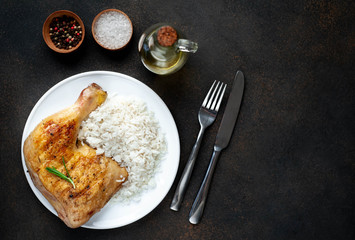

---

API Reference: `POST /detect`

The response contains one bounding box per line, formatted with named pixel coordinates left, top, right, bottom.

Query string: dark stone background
left=0, top=0, right=354, bottom=239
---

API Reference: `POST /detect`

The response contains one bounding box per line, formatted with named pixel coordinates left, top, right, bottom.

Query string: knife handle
left=189, top=148, right=221, bottom=224
left=170, top=127, right=206, bottom=211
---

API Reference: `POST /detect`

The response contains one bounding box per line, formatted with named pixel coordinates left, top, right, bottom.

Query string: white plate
left=21, top=71, right=180, bottom=229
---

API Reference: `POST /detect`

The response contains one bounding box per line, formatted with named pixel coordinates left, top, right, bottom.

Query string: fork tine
left=206, top=81, right=221, bottom=109
left=202, top=80, right=216, bottom=107
left=214, top=83, right=227, bottom=111
left=211, top=83, right=226, bottom=111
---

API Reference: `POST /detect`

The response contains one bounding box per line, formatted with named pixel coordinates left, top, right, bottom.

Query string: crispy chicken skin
left=23, top=83, right=128, bottom=228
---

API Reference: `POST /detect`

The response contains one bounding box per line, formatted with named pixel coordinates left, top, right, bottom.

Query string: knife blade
left=189, top=70, right=244, bottom=224
left=215, top=70, right=244, bottom=150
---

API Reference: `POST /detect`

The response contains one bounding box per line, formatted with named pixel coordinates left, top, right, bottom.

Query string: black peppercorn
left=49, top=15, right=82, bottom=50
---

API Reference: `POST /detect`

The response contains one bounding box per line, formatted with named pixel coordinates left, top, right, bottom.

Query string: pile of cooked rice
left=78, top=94, right=167, bottom=203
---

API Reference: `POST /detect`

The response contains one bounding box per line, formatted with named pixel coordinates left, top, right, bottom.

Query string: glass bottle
left=138, top=23, right=198, bottom=75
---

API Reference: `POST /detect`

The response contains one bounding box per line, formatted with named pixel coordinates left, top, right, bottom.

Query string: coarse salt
left=93, top=11, right=132, bottom=49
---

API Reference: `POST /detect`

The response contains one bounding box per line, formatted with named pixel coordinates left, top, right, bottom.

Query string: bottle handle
left=177, top=39, right=198, bottom=53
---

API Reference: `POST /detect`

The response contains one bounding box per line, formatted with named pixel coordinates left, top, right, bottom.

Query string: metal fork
left=170, top=80, right=227, bottom=211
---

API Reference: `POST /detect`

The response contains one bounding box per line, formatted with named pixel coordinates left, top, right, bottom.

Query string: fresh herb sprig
left=46, top=156, right=76, bottom=189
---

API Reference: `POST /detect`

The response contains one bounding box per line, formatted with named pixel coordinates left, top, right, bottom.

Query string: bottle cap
left=157, top=26, right=178, bottom=47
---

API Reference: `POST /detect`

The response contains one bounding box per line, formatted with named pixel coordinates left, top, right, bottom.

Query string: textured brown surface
left=0, top=0, right=354, bottom=239
left=157, top=26, right=178, bottom=47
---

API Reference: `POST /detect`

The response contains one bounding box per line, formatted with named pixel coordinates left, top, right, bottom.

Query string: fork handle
left=170, top=126, right=206, bottom=211
left=189, top=148, right=221, bottom=224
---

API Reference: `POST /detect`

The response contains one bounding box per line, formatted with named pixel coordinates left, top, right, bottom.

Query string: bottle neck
left=149, top=33, right=179, bottom=62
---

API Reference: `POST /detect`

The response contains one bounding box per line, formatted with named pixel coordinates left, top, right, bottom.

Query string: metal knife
left=189, top=70, right=245, bottom=224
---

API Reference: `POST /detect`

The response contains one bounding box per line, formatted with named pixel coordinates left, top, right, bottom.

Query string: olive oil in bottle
left=138, top=23, right=198, bottom=75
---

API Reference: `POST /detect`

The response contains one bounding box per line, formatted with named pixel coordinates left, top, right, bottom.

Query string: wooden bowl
left=92, top=9, right=133, bottom=51
left=42, top=10, right=85, bottom=53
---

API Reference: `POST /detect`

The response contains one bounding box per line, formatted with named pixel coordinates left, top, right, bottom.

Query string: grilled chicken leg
left=23, top=83, right=128, bottom=228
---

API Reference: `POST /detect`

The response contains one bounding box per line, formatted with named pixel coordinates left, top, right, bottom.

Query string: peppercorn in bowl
left=42, top=10, right=85, bottom=53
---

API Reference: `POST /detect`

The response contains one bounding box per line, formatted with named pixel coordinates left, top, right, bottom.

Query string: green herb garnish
left=46, top=156, right=76, bottom=189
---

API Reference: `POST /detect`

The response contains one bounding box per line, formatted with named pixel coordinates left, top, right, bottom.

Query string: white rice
left=78, top=94, right=167, bottom=203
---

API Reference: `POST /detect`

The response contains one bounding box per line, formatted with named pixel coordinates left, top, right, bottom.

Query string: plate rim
left=21, top=70, right=180, bottom=229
